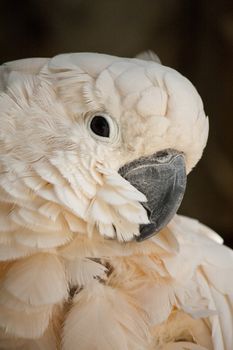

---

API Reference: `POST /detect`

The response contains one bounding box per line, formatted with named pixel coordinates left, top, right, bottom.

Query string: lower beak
left=118, top=149, right=186, bottom=241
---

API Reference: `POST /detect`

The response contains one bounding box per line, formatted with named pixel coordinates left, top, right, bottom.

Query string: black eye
left=90, top=116, right=110, bottom=138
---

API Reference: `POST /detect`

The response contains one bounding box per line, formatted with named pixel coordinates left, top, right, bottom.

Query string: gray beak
left=118, top=149, right=186, bottom=241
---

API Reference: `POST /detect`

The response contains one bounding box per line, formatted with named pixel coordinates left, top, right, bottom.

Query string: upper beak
left=118, top=149, right=186, bottom=241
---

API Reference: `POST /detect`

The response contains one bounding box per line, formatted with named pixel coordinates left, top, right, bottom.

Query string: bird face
left=0, top=53, right=208, bottom=245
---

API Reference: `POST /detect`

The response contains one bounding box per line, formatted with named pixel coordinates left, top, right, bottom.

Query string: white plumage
left=0, top=52, right=232, bottom=349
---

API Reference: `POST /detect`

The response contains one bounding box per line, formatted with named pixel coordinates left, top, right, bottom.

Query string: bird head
left=0, top=52, right=208, bottom=246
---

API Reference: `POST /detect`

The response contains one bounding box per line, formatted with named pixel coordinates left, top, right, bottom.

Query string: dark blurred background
left=0, top=0, right=232, bottom=246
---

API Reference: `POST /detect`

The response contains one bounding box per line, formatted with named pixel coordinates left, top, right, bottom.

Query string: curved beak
left=119, top=149, right=186, bottom=241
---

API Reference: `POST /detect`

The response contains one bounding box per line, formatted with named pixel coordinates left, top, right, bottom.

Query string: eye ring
left=87, top=113, right=119, bottom=143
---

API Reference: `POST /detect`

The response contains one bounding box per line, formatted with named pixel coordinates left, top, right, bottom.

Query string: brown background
left=0, top=0, right=232, bottom=246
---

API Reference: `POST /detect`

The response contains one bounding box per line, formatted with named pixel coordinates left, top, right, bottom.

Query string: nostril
left=156, top=150, right=172, bottom=163
left=157, top=150, right=169, bottom=157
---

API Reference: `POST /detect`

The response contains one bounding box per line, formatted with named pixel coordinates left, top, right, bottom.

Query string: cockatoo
left=0, top=51, right=232, bottom=350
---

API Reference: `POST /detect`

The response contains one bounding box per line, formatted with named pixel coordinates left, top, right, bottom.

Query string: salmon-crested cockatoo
left=0, top=51, right=232, bottom=350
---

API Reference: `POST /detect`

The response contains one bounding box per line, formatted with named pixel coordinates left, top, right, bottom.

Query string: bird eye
left=87, top=113, right=119, bottom=143
left=90, top=115, right=110, bottom=138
